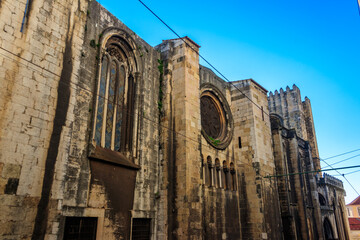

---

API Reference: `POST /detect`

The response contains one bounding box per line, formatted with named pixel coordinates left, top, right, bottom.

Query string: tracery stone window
left=91, top=33, right=139, bottom=159
left=200, top=83, right=233, bottom=150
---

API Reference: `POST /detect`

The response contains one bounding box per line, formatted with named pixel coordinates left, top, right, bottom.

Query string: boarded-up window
left=132, top=218, right=151, bottom=240
left=63, top=217, right=97, bottom=240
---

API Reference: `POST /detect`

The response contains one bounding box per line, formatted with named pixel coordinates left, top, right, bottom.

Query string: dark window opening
left=323, top=217, right=334, bottom=240
left=230, top=162, right=236, bottom=191
left=207, top=156, right=213, bottom=187
left=319, top=193, right=327, bottom=206
left=63, top=217, right=97, bottom=240
left=132, top=218, right=151, bottom=240
left=215, top=159, right=220, bottom=188
left=223, top=161, right=228, bottom=190
left=238, top=137, right=242, bottom=148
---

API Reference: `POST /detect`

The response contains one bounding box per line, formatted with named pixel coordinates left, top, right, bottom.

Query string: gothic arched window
left=92, top=35, right=138, bottom=155
left=319, top=193, right=327, bottom=206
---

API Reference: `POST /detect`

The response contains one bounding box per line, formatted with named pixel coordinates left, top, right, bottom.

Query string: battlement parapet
left=318, top=173, right=344, bottom=190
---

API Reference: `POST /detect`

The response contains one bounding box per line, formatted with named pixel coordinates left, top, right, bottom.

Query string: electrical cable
left=136, top=0, right=360, bottom=195
left=0, top=47, right=275, bottom=178
left=322, top=148, right=360, bottom=161
left=138, top=0, right=269, bottom=117
left=322, top=153, right=360, bottom=170
left=3, top=2, right=360, bottom=186
left=4, top=44, right=360, bottom=189
left=264, top=164, right=360, bottom=178
left=321, top=158, right=360, bottom=196
left=334, top=169, right=360, bottom=177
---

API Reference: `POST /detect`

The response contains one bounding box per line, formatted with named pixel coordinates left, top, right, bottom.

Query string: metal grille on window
left=63, top=217, right=97, bottom=240
left=132, top=218, right=151, bottom=240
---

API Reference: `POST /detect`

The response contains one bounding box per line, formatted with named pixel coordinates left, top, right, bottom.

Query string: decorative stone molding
left=200, top=83, right=233, bottom=149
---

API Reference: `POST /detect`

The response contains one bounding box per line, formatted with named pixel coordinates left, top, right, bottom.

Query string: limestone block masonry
left=0, top=0, right=89, bottom=239
left=0, top=0, right=350, bottom=239
left=0, top=1, right=161, bottom=239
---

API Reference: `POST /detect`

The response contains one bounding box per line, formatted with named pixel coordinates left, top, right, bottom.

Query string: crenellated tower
left=268, top=85, right=320, bottom=172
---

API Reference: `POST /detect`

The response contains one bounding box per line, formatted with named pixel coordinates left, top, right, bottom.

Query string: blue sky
left=100, top=0, right=360, bottom=203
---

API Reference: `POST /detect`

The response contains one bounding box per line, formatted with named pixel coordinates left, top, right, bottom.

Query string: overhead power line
left=3, top=1, right=360, bottom=193
left=264, top=165, right=360, bottom=178
left=137, top=0, right=360, bottom=196
left=319, top=148, right=360, bottom=195
left=322, top=153, right=360, bottom=170
left=334, top=169, right=360, bottom=177
left=138, top=0, right=269, bottom=117
left=321, top=158, right=360, bottom=196
left=321, top=148, right=360, bottom=161
left=0, top=47, right=276, bottom=178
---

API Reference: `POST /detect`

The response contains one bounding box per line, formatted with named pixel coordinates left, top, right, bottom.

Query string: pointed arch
left=91, top=28, right=141, bottom=157
left=323, top=217, right=334, bottom=240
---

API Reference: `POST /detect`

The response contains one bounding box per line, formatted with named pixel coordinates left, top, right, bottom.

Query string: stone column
left=157, top=37, right=202, bottom=239
left=231, top=80, right=282, bottom=239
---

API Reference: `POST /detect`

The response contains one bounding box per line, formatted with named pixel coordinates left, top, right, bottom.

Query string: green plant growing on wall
left=155, top=191, right=160, bottom=199
left=137, top=45, right=145, bottom=58
left=208, top=136, right=221, bottom=146
left=90, top=39, right=96, bottom=48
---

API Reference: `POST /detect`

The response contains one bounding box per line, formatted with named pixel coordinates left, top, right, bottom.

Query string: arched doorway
left=323, top=217, right=334, bottom=240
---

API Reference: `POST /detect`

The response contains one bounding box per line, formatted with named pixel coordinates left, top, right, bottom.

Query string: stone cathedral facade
left=0, top=0, right=350, bottom=239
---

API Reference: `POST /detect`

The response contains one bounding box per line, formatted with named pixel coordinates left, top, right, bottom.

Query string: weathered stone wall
left=0, top=0, right=88, bottom=238
left=157, top=37, right=203, bottom=239
left=268, top=85, right=307, bottom=140
left=230, top=79, right=282, bottom=240
left=59, top=1, right=161, bottom=239
left=317, top=174, right=351, bottom=240
left=268, top=85, right=320, bottom=172
left=302, top=97, right=320, bottom=171
left=0, top=0, right=161, bottom=239
left=199, top=66, right=240, bottom=240
left=2, top=1, right=346, bottom=239
left=270, top=114, right=324, bottom=240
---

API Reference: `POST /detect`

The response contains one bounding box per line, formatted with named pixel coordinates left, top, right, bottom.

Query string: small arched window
left=222, top=161, right=228, bottom=190
left=207, top=156, right=213, bottom=187
left=215, top=158, right=220, bottom=188
left=92, top=35, right=137, bottom=154
left=205, top=156, right=213, bottom=186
